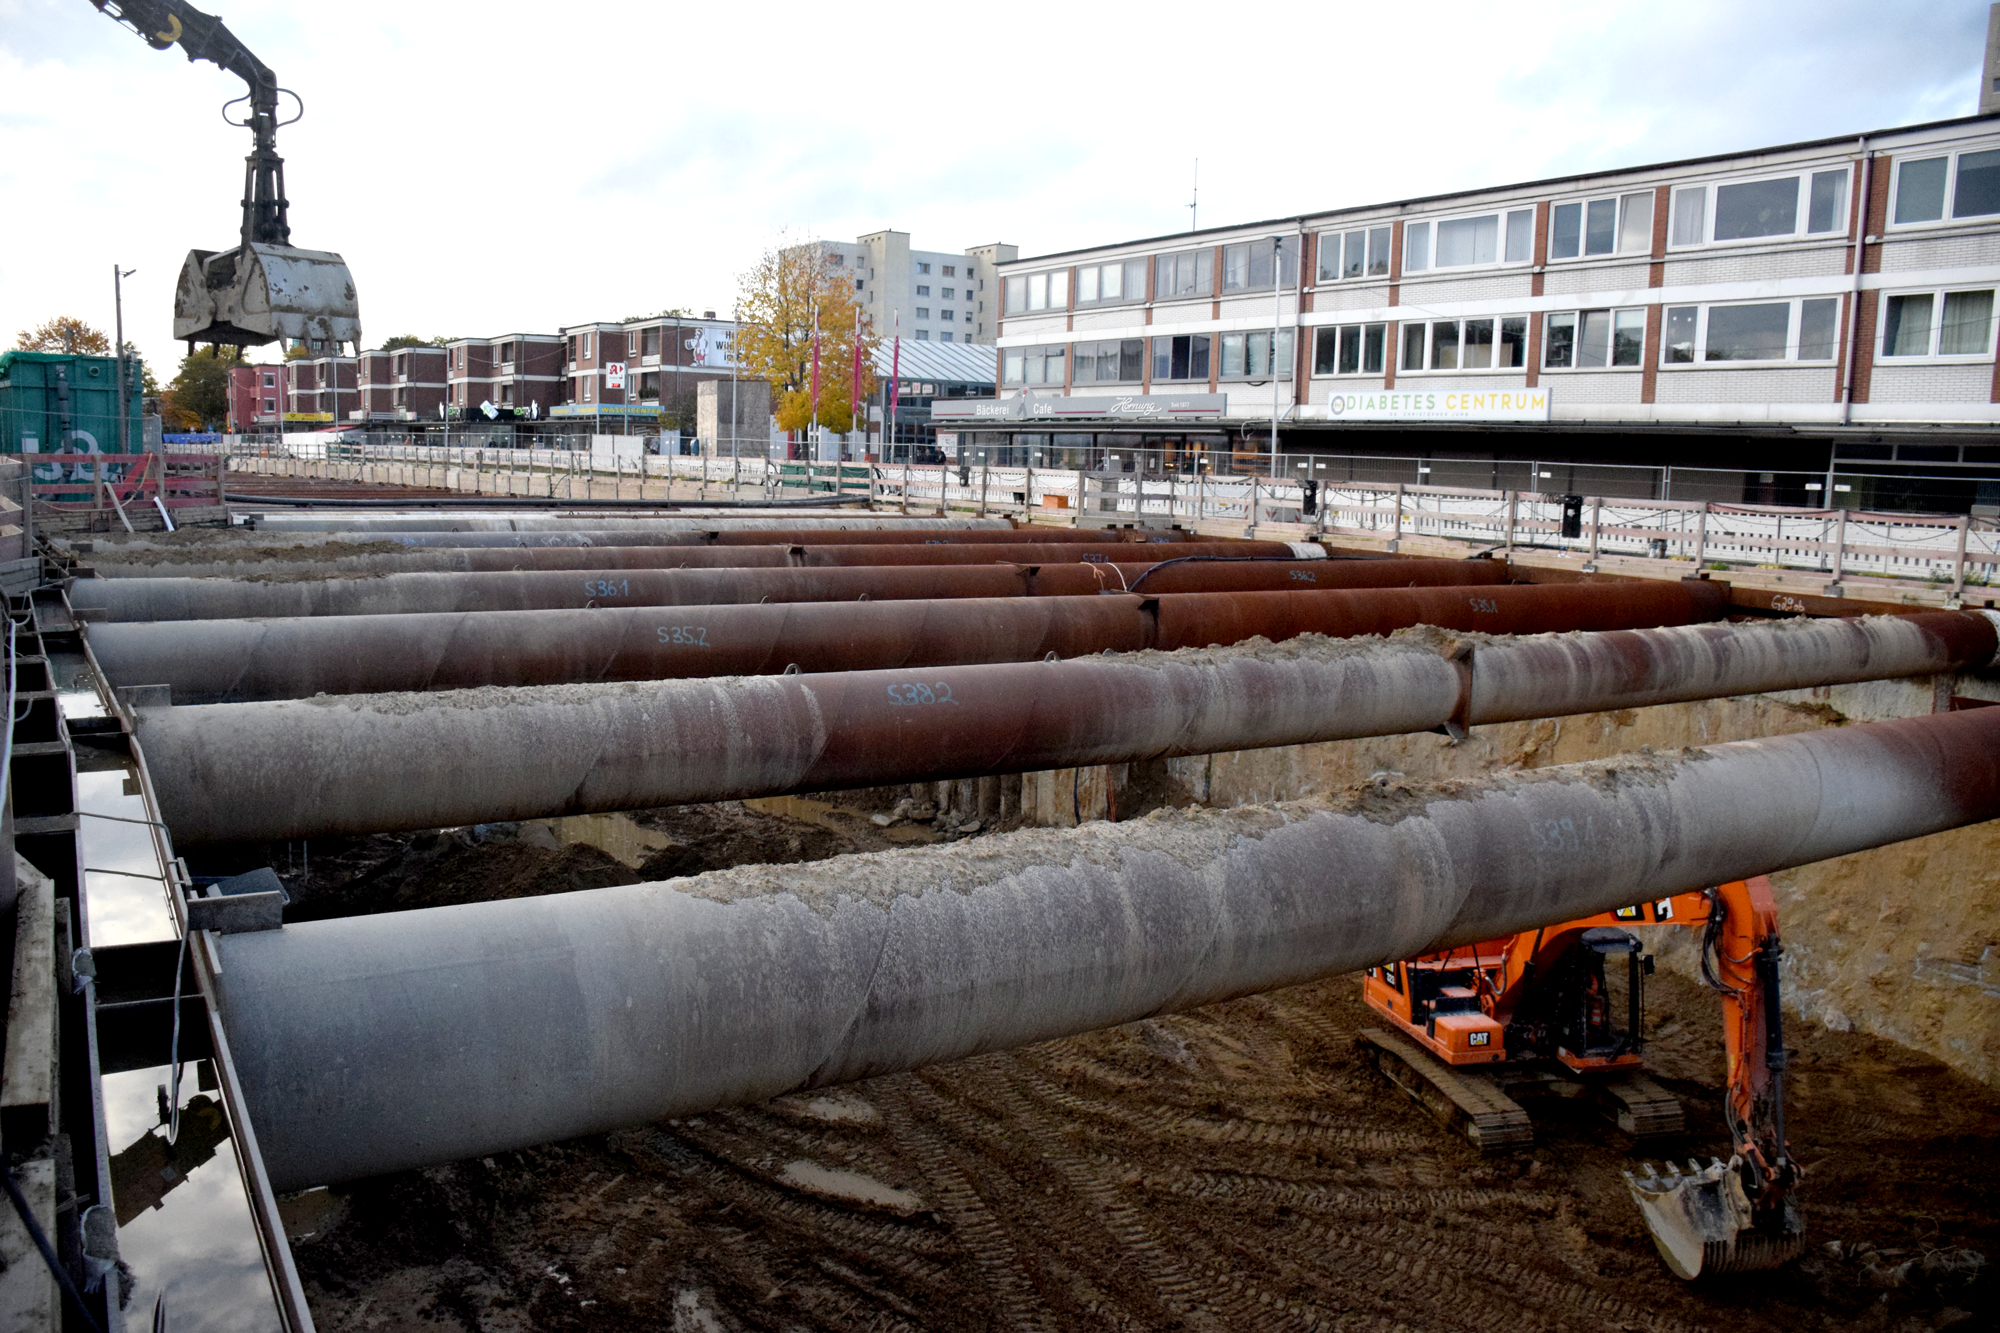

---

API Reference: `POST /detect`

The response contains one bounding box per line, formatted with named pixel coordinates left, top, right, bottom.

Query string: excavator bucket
left=172, top=243, right=361, bottom=351
left=1625, top=1158, right=1804, bottom=1279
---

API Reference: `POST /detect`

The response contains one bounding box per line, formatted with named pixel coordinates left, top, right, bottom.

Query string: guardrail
left=213, top=441, right=1999, bottom=594
left=25, top=451, right=225, bottom=526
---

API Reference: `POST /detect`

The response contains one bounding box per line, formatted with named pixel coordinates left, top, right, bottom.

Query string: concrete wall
left=696, top=379, right=771, bottom=458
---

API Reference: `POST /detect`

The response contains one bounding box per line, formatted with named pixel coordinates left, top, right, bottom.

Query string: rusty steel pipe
left=69, top=557, right=1504, bottom=622
left=137, top=612, right=2000, bottom=844
left=210, top=705, right=2000, bottom=1189
left=82, top=540, right=1322, bottom=581
left=91, top=581, right=1728, bottom=704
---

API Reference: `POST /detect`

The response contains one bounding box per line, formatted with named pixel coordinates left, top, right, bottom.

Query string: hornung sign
left=932, top=393, right=1227, bottom=421
left=1326, top=387, right=1550, bottom=422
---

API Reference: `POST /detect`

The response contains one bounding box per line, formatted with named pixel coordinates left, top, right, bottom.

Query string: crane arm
left=87, top=0, right=290, bottom=247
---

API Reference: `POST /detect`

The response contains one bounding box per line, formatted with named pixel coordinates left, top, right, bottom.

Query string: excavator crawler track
left=1592, top=1072, right=1685, bottom=1141
left=1358, top=1028, right=1533, bottom=1152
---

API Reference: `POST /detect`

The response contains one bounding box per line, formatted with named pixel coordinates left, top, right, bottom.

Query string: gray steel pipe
left=212, top=704, right=2000, bottom=1190
left=70, top=557, right=1498, bottom=622
left=242, top=512, right=1012, bottom=534
left=80, top=539, right=1315, bottom=581
left=79, top=527, right=1176, bottom=560
left=92, top=581, right=1729, bottom=704
left=138, top=612, right=2000, bottom=844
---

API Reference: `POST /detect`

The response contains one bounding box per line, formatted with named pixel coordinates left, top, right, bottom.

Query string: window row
left=1002, top=332, right=1295, bottom=384
left=1009, top=148, right=2000, bottom=313
left=1004, top=287, right=1999, bottom=385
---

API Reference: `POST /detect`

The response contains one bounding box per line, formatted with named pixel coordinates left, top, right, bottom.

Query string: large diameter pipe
left=92, top=581, right=1728, bottom=704
left=243, top=512, right=1015, bottom=534
left=212, top=705, right=2000, bottom=1190
left=70, top=557, right=1502, bottom=622
left=83, top=540, right=1316, bottom=581
left=139, top=612, right=2000, bottom=844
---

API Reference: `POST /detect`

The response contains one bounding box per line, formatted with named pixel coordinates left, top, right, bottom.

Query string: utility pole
left=113, top=263, right=136, bottom=453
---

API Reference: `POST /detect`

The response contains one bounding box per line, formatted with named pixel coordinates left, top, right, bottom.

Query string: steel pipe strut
left=69, top=558, right=1503, bottom=622
left=210, top=704, right=2000, bottom=1191
left=81, top=540, right=1320, bottom=581
left=93, top=582, right=1728, bottom=704
left=137, top=612, right=2000, bottom=844
left=80, top=527, right=1186, bottom=558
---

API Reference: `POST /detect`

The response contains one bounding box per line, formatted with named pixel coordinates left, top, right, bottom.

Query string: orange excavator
left=1357, top=877, right=1804, bottom=1279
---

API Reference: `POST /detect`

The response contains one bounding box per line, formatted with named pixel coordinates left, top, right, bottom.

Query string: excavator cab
left=1359, top=879, right=1805, bottom=1280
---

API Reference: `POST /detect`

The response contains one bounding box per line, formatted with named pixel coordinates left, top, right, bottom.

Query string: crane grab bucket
left=173, top=244, right=361, bottom=352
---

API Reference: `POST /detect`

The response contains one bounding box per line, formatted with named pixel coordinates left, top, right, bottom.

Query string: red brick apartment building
left=283, top=356, right=357, bottom=424
left=556, top=314, right=736, bottom=425
left=357, top=347, right=449, bottom=421
left=225, top=364, right=285, bottom=431
left=445, top=335, right=565, bottom=417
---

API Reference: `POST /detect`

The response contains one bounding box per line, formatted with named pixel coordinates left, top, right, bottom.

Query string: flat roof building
left=976, top=112, right=2000, bottom=509
left=801, top=233, right=1018, bottom=347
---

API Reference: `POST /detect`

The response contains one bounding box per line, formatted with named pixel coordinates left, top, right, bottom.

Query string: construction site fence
left=210, top=440, right=2000, bottom=593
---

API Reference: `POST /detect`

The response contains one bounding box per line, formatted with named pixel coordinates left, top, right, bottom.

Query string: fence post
left=1828, top=507, right=1848, bottom=592
left=1389, top=482, right=1404, bottom=553
left=1952, top=513, right=1970, bottom=600
left=980, top=457, right=990, bottom=516
left=1693, top=502, right=1709, bottom=568
left=1247, top=476, right=1259, bottom=537
left=1503, top=490, right=1516, bottom=553
left=1584, top=496, right=1602, bottom=570
left=1075, top=467, right=1087, bottom=528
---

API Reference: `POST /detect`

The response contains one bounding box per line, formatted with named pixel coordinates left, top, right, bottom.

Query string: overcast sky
left=0, top=0, right=1987, bottom=378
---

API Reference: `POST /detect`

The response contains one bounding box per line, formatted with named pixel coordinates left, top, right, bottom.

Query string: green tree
left=378, top=334, right=454, bottom=351
left=162, top=347, right=241, bottom=430
left=735, top=240, right=877, bottom=435
left=14, top=315, right=111, bottom=355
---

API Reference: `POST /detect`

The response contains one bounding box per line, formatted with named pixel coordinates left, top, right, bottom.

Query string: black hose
left=0, top=1160, right=105, bottom=1333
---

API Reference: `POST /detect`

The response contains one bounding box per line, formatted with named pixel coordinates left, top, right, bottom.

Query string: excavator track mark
left=1357, top=1027, right=1532, bottom=1153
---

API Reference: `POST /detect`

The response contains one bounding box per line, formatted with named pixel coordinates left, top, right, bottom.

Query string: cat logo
left=1468, top=1031, right=1491, bottom=1047
left=1614, top=904, right=1643, bottom=921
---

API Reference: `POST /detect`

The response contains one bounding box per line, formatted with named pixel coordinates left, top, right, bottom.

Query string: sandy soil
left=243, top=800, right=1998, bottom=1333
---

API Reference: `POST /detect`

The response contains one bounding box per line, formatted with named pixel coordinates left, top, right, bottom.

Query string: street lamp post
left=113, top=263, right=136, bottom=454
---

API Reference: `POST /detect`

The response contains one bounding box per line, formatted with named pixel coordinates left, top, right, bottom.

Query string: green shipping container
left=0, top=350, right=144, bottom=494
left=0, top=349, right=143, bottom=455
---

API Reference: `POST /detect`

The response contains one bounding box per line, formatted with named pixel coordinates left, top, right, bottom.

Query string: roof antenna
left=1189, top=157, right=1199, bottom=232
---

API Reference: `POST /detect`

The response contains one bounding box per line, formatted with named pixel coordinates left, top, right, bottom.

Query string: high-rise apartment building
left=801, top=232, right=1018, bottom=347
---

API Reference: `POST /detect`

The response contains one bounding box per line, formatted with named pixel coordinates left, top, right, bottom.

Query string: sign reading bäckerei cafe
left=1325, top=388, right=1550, bottom=422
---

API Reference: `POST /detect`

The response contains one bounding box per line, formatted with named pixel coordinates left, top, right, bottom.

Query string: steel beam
left=92, top=582, right=1728, bottom=704
left=137, top=612, right=2000, bottom=844
left=208, top=705, right=2000, bottom=1190
left=69, top=557, right=1505, bottom=622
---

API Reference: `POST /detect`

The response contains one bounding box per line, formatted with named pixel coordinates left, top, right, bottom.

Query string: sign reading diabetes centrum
left=1326, top=387, right=1550, bottom=422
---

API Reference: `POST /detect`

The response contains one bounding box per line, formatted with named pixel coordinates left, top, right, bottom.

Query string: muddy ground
left=211, top=799, right=1998, bottom=1333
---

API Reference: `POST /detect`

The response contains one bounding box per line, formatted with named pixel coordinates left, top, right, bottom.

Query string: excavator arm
left=85, top=0, right=359, bottom=351
left=1626, top=877, right=1805, bottom=1278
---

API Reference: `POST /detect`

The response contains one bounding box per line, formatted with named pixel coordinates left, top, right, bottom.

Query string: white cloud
left=0, top=0, right=1984, bottom=380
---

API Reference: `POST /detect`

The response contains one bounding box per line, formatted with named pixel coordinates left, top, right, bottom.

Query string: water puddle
left=544, top=811, right=677, bottom=869
left=76, top=766, right=177, bottom=946
left=102, top=1066, right=281, bottom=1331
